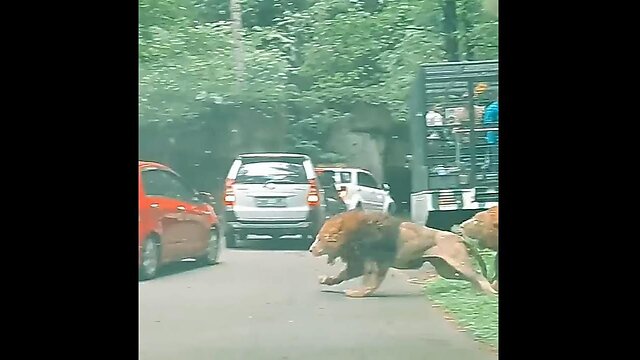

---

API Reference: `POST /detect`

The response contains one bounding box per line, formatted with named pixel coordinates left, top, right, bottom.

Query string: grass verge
left=423, top=250, right=498, bottom=348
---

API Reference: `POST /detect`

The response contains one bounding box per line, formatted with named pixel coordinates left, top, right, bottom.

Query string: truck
left=407, top=60, right=498, bottom=230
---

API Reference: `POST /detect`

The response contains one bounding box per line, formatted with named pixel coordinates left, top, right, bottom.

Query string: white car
left=316, top=166, right=396, bottom=214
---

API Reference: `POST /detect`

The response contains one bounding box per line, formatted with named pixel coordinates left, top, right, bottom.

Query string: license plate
left=255, top=197, right=286, bottom=207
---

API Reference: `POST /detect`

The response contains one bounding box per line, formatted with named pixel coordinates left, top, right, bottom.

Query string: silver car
left=223, top=153, right=326, bottom=248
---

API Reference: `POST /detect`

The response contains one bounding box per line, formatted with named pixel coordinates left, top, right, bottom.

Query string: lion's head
left=455, top=206, right=498, bottom=249
left=309, top=213, right=349, bottom=264
left=309, top=210, right=402, bottom=265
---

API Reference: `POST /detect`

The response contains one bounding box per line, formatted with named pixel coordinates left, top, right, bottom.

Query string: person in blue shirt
left=482, top=97, right=498, bottom=172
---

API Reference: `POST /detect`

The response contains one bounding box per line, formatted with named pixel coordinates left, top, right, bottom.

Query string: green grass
left=424, top=250, right=498, bottom=347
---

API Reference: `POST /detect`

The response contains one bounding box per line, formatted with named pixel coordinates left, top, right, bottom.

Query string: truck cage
left=408, top=60, right=499, bottom=207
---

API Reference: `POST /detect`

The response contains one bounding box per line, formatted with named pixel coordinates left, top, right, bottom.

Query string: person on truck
left=425, top=104, right=445, bottom=149
left=482, top=95, right=499, bottom=172
left=425, top=104, right=444, bottom=127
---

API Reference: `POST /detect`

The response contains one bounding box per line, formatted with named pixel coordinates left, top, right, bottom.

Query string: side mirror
left=382, top=183, right=390, bottom=191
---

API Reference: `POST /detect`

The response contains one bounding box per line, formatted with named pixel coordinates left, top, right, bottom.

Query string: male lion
left=309, top=210, right=497, bottom=298
left=451, top=206, right=498, bottom=290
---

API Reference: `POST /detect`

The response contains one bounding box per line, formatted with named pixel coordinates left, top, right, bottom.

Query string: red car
left=139, top=161, right=221, bottom=280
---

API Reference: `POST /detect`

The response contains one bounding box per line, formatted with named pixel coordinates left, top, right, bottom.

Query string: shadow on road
left=320, top=289, right=424, bottom=298
left=230, top=238, right=312, bottom=251
left=140, top=260, right=223, bottom=281
left=140, top=237, right=311, bottom=281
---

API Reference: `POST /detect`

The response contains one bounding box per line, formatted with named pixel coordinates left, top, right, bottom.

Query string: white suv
left=223, top=153, right=326, bottom=248
left=316, top=166, right=396, bottom=214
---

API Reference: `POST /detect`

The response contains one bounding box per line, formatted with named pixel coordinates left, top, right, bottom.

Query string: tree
left=441, top=0, right=460, bottom=61
left=138, top=0, right=499, bottom=164
left=229, top=0, right=246, bottom=88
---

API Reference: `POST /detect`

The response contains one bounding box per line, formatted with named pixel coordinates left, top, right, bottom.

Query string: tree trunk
left=229, top=0, right=245, bottom=90
left=460, top=0, right=475, bottom=61
left=442, top=0, right=460, bottom=62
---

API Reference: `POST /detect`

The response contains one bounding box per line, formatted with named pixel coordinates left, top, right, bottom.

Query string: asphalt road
left=139, top=240, right=497, bottom=360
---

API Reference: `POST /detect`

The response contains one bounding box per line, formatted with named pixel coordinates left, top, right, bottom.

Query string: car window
left=235, top=161, right=308, bottom=184
left=142, top=169, right=196, bottom=201
left=357, top=172, right=379, bottom=189
left=338, top=171, right=351, bottom=184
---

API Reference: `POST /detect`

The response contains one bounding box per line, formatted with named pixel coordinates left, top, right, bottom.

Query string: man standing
left=482, top=96, right=499, bottom=172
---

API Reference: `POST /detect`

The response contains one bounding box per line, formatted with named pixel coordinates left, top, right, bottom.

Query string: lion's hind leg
left=491, top=251, right=498, bottom=283
left=490, top=251, right=498, bottom=291
left=423, top=243, right=497, bottom=295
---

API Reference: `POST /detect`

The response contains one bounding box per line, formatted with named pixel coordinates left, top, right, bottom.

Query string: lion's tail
left=461, top=236, right=488, bottom=279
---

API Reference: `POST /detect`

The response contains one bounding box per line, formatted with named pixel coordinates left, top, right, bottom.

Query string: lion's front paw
left=344, top=288, right=368, bottom=298
left=319, top=275, right=333, bottom=285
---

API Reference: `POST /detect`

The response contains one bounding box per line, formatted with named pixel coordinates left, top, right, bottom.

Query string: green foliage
left=139, top=0, right=498, bottom=154
left=139, top=0, right=292, bottom=125
left=424, top=251, right=499, bottom=347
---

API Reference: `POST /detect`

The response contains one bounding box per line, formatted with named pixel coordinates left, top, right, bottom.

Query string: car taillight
left=307, top=179, right=320, bottom=207
left=224, top=179, right=236, bottom=206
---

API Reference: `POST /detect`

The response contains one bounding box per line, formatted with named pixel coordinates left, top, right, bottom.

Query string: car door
left=140, top=169, right=208, bottom=261
left=140, top=169, right=187, bottom=262
left=158, top=171, right=212, bottom=257
left=356, top=171, right=385, bottom=211
left=318, top=170, right=341, bottom=216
